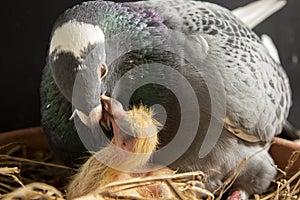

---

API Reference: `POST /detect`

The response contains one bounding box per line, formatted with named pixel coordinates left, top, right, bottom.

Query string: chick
left=67, top=96, right=173, bottom=199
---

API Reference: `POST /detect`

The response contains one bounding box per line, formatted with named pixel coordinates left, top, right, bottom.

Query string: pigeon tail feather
left=261, top=34, right=281, bottom=63
left=232, top=0, right=287, bottom=29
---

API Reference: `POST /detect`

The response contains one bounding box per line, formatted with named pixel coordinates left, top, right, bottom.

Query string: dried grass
left=0, top=142, right=299, bottom=199
left=0, top=142, right=74, bottom=197
left=75, top=171, right=211, bottom=200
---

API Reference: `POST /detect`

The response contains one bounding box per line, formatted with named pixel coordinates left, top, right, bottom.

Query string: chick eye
left=99, top=63, right=108, bottom=80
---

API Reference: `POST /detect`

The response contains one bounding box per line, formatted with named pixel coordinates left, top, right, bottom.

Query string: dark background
left=1, top=0, right=299, bottom=133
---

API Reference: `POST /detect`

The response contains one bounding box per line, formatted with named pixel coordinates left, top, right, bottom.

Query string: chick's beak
left=100, top=95, right=134, bottom=150
left=100, top=95, right=125, bottom=131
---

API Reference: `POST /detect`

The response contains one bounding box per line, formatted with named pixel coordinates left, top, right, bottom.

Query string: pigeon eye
left=99, top=63, right=108, bottom=80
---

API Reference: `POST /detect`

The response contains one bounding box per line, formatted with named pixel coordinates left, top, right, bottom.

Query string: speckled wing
left=136, top=0, right=292, bottom=142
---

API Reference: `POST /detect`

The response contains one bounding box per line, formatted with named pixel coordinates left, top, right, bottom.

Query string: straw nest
left=0, top=142, right=299, bottom=200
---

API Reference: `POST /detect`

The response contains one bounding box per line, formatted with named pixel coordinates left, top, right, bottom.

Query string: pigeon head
left=49, top=1, right=165, bottom=101
left=47, top=1, right=166, bottom=132
left=49, top=19, right=106, bottom=116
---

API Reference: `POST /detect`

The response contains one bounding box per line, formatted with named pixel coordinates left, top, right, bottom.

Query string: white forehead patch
left=50, top=20, right=105, bottom=58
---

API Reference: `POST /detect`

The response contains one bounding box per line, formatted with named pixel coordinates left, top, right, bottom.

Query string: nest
left=0, top=141, right=299, bottom=200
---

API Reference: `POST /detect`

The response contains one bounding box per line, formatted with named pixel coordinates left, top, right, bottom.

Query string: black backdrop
left=1, top=0, right=299, bottom=132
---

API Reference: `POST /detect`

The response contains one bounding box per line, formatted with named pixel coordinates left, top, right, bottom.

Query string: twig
left=291, top=177, right=300, bottom=195
left=258, top=170, right=300, bottom=200
left=0, top=167, right=19, bottom=175
left=285, top=151, right=300, bottom=174
left=103, top=181, right=156, bottom=195
left=277, top=170, right=300, bottom=195
left=101, top=191, right=148, bottom=200
left=181, top=184, right=214, bottom=199
left=0, top=143, right=19, bottom=151
left=0, top=182, right=16, bottom=191
left=99, top=171, right=203, bottom=192
left=165, top=179, right=186, bottom=200
left=0, top=167, right=24, bottom=187
left=0, top=154, right=74, bottom=170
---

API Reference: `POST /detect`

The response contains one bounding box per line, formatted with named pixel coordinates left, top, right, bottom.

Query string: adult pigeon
left=40, top=0, right=292, bottom=199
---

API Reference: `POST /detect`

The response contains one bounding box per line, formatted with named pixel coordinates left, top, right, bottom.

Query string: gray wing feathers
left=137, top=0, right=292, bottom=142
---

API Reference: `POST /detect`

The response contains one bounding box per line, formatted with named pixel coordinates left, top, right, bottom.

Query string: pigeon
left=40, top=0, right=292, bottom=199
